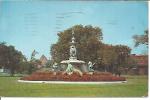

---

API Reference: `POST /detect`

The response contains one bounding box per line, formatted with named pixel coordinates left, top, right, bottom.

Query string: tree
left=0, top=42, right=9, bottom=68
left=99, top=44, right=118, bottom=72
left=45, top=60, right=53, bottom=68
left=0, top=42, right=25, bottom=76
left=97, top=44, right=131, bottom=73
left=133, top=29, right=148, bottom=47
left=116, top=45, right=131, bottom=60
left=17, top=60, right=30, bottom=74
left=114, top=45, right=131, bottom=69
left=27, top=50, right=39, bottom=74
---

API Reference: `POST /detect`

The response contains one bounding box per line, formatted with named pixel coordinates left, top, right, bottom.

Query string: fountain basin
left=61, top=59, right=85, bottom=64
left=18, top=80, right=127, bottom=84
left=61, top=59, right=88, bottom=72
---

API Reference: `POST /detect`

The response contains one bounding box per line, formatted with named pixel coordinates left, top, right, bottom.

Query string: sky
left=0, top=1, right=148, bottom=60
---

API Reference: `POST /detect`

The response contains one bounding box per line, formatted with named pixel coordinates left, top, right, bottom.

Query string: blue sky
left=0, top=1, right=148, bottom=60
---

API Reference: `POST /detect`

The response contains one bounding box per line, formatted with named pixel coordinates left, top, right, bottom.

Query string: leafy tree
left=17, top=60, right=30, bottom=74
left=0, top=42, right=8, bottom=68
left=97, top=44, right=131, bottom=73
left=115, top=45, right=131, bottom=66
left=27, top=50, right=40, bottom=74
left=112, top=45, right=131, bottom=75
left=133, top=29, right=148, bottom=47
left=45, top=60, right=53, bottom=68
left=0, top=42, right=25, bottom=76
left=98, top=44, right=118, bottom=72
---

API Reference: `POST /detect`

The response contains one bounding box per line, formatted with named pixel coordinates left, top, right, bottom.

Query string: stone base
left=88, top=72, right=94, bottom=75
left=69, top=57, right=77, bottom=60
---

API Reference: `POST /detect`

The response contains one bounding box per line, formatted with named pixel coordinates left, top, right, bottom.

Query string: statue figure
left=88, top=61, right=95, bottom=72
left=70, top=45, right=76, bottom=58
left=52, top=62, right=58, bottom=71
left=65, top=62, right=74, bottom=75
left=63, top=62, right=83, bottom=76
left=71, top=36, right=75, bottom=43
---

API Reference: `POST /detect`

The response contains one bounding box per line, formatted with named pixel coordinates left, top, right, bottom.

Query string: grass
left=0, top=75, right=148, bottom=97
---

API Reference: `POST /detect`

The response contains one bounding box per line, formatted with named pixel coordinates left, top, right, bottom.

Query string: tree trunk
left=10, top=67, right=15, bottom=77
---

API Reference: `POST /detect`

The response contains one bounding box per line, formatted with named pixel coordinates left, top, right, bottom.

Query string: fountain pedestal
left=61, top=59, right=88, bottom=72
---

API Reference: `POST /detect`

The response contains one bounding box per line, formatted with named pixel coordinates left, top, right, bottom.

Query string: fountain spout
left=69, top=30, right=77, bottom=60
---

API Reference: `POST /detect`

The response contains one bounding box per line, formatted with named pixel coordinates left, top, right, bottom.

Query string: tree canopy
left=133, top=29, right=148, bottom=47
left=0, top=42, right=26, bottom=76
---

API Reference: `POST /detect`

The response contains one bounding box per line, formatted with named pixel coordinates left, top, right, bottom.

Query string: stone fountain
left=60, top=30, right=88, bottom=72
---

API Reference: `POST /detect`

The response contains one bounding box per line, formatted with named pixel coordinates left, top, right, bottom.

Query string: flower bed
left=20, top=71, right=126, bottom=82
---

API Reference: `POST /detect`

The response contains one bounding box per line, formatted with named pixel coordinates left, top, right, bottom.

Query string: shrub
left=20, top=71, right=126, bottom=81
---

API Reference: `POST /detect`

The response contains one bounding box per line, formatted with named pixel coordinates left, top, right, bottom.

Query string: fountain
left=19, top=29, right=126, bottom=84
left=60, top=30, right=88, bottom=73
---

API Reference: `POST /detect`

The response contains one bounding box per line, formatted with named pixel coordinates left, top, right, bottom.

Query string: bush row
left=20, top=71, right=126, bottom=81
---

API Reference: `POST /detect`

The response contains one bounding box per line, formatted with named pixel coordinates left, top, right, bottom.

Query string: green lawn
left=0, top=75, right=148, bottom=97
